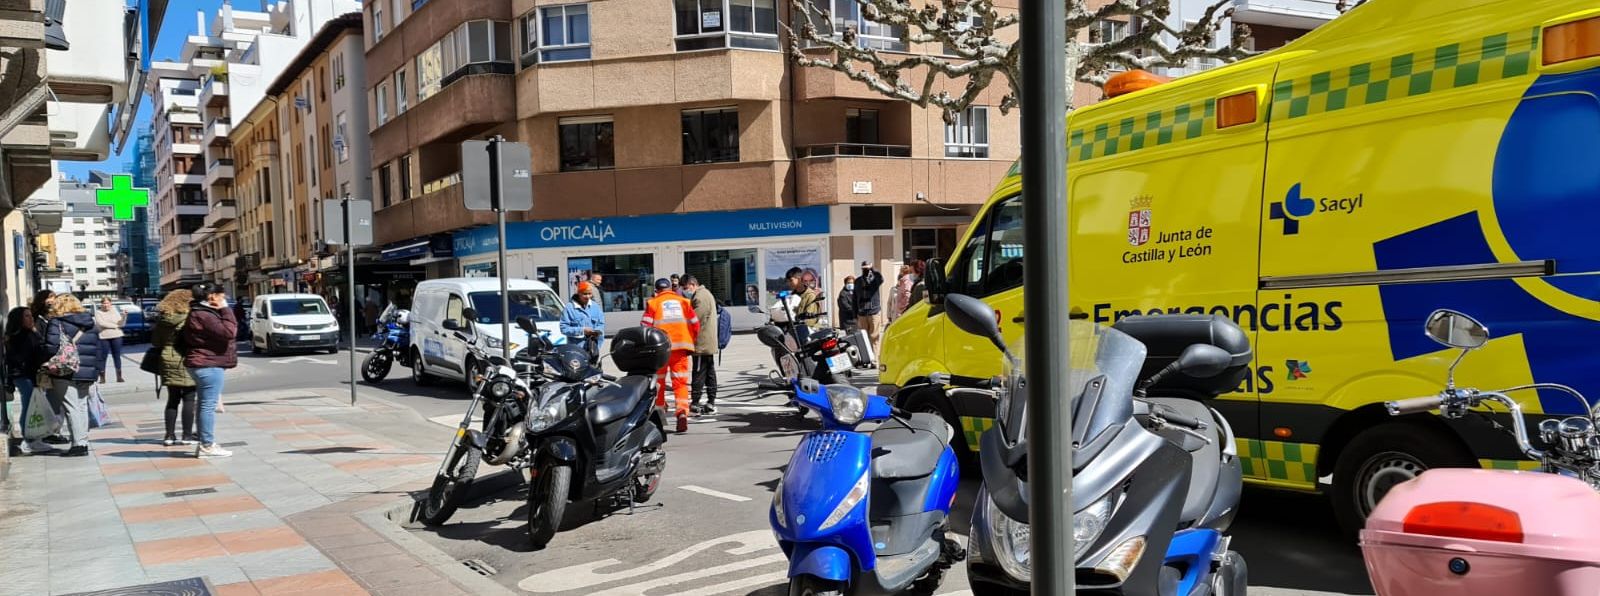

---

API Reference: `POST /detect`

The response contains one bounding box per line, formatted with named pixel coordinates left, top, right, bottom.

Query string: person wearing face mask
left=182, top=283, right=239, bottom=458
left=836, top=275, right=858, bottom=333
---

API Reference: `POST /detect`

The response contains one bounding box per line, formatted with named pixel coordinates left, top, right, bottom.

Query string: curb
left=358, top=497, right=519, bottom=596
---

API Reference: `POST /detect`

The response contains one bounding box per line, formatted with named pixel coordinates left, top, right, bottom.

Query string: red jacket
left=183, top=302, right=239, bottom=369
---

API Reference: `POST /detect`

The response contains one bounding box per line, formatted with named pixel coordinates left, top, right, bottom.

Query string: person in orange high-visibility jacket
left=641, top=278, right=700, bottom=433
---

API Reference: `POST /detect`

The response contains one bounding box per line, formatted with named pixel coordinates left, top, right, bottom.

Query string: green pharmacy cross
left=96, top=174, right=151, bottom=221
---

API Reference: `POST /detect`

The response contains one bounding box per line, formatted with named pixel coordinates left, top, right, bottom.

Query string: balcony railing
left=208, top=158, right=234, bottom=171
left=421, top=172, right=461, bottom=196
left=795, top=143, right=912, bottom=158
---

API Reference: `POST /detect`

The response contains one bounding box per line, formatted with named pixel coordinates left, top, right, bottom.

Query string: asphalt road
left=102, top=337, right=1377, bottom=595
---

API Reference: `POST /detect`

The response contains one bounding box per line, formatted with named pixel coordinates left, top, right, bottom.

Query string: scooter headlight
left=487, top=378, right=513, bottom=399
left=526, top=399, right=566, bottom=433
left=985, top=491, right=1031, bottom=581
left=772, top=477, right=787, bottom=528
left=1074, top=490, right=1120, bottom=557
left=826, top=385, right=867, bottom=426
left=818, top=470, right=869, bottom=531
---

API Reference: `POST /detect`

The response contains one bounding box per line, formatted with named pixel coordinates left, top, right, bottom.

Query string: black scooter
left=522, top=325, right=673, bottom=548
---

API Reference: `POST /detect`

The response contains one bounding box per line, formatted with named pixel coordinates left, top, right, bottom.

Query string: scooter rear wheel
left=1212, top=550, right=1247, bottom=596
left=788, top=576, right=845, bottom=596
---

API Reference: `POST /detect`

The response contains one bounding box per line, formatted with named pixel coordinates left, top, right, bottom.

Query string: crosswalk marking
left=588, top=554, right=788, bottom=596
left=679, top=485, right=752, bottom=502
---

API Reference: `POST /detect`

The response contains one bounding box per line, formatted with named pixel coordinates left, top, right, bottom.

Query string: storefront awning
left=380, top=239, right=430, bottom=262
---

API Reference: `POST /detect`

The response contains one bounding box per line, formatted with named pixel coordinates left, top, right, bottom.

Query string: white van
left=249, top=293, right=340, bottom=355
left=408, top=277, right=565, bottom=384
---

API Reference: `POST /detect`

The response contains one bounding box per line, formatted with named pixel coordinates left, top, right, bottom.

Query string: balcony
left=204, top=200, right=237, bottom=228
left=372, top=74, right=514, bottom=165
left=47, top=102, right=112, bottom=162
left=205, top=158, right=234, bottom=186
left=794, top=143, right=911, bottom=158
left=172, top=203, right=209, bottom=217
left=516, top=50, right=785, bottom=120
left=1230, top=0, right=1340, bottom=28
left=372, top=178, right=495, bottom=246
left=46, top=0, right=130, bottom=103
left=528, top=161, right=790, bottom=220
left=201, top=75, right=229, bottom=108
left=795, top=152, right=1010, bottom=206
left=203, top=118, right=231, bottom=146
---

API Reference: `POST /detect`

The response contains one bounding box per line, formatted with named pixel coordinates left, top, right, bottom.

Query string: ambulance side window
left=950, top=195, right=1023, bottom=298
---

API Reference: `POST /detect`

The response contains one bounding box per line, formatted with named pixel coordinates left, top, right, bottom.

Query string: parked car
left=248, top=293, right=340, bottom=355
left=112, top=301, right=151, bottom=343
left=406, top=277, right=564, bottom=385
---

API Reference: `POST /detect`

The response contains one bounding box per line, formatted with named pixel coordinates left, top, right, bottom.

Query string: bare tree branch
left=785, top=0, right=1251, bottom=119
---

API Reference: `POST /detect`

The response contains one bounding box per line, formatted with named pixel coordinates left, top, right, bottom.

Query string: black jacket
left=5, top=327, right=46, bottom=381
left=42, top=312, right=101, bottom=382
left=853, top=269, right=885, bottom=315
left=836, top=288, right=857, bottom=322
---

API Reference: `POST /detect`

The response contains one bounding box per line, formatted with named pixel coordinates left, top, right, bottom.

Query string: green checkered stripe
left=959, top=415, right=995, bottom=451
left=1479, top=458, right=1541, bottom=471
left=1271, top=27, right=1541, bottom=122
left=1237, top=438, right=1320, bottom=488
left=1068, top=97, right=1217, bottom=163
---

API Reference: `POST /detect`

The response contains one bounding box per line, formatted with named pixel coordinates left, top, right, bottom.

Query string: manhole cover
left=165, top=488, right=218, bottom=498
left=461, top=559, right=498, bottom=576
left=61, top=576, right=213, bottom=596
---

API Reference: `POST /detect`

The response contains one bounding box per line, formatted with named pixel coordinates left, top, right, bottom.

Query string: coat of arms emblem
left=1128, top=195, right=1153, bottom=246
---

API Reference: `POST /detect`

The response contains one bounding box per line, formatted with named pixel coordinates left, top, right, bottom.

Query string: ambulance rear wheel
left=1331, top=423, right=1475, bottom=537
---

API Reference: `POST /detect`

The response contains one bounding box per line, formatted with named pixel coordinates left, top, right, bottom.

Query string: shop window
left=568, top=254, right=655, bottom=312
left=682, top=107, right=740, bottom=164
left=845, top=108, right=879, bottom=145
left=945, top=106, right=989, bottom=158
left=762, top=247, right=825, bottom=302
left=675, top=0, right=777, bottom=51
left=685, top=249, right=759, bottom=308
left=559, top=116, right=614, bottom=171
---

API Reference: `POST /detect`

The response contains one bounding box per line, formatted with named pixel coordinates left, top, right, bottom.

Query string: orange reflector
left=1403, top=502, right=1524, bottom=543
left=1104, top=70, right=1168, bottom=99
left=1544, top=16, right=1600, bottom=65
left=1216, top=91, right=1258, bottom=128
left=1273, top=427, right=1293, bottom=438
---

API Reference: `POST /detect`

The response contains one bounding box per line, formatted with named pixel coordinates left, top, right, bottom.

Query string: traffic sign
left=462, top=139, right=533, bottom=212
left=322, top=198, right=373, bottom=246
left=95, top=174, right=150, bottom=221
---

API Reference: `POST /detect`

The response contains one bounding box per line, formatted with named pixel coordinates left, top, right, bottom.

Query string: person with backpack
left=183, top=283, right=239, bottom=458
left=40, top=294, right=102, bottom=457
left=679, top=276, right=720, bottom=417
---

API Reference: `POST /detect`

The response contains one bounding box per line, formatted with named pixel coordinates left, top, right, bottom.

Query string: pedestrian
left=6, top=306, right=50, bottom=454
left=784, top=266, right=825, bottom=331
left=587, top=273, right=606, bottom=310
left=892, top=262, right=917, bottom=321
left=40, top=294, right=101, bottom=457
left=93, top=297, right=127, bottom=383
left=680, top=276, right=719, bottom=417
left=908, top=259, right=928, bottom=308
left=183, top=282, right=239, bottom=458
left=30, top=289, right=55, bottom=321
left=560, top=281, right=606, bottom=357
left=151, top=289, right=198, bottom=447
left=853, top=261, right=885, bottom=347
left=641, top=278, right=699, bottom=433
left=836, top=275, right=858, bottom=332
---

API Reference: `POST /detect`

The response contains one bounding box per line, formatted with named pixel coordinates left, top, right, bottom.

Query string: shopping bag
left=88, top=385, right=113, bottom=429
left=23, top=386, right=57, bottom=440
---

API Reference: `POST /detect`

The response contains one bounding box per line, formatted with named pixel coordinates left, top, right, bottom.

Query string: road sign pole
left=489, top=136, right=511, bottom=363
left=1022, top=0, right=1072, bottom=591
left=344, top=196, right=358, bottom=406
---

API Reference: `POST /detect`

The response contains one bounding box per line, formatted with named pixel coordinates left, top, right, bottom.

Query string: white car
left=407, top=277, right=565, bottom=385
left=249, top=293, right=340, bottom=355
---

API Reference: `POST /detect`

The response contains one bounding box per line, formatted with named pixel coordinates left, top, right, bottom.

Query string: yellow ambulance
left=878, top=0, right=1600, bottom=532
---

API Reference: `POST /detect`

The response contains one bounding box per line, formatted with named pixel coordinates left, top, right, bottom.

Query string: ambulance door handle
left=1012, top=314, right=1025, bottom=323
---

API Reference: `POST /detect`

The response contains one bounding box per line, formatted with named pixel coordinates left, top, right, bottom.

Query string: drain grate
left=219, top=441, right=248, bottom=448
left=164, top=487, right=218, bottom=498
left=61, top=576, right=212, bottom=596
left=461, top=559, right=498, bottom=577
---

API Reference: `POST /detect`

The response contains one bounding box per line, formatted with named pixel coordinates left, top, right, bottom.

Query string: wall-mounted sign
left=852, top=181, right=872, bottom=194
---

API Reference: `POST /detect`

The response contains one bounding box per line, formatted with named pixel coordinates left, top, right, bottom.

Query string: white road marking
left=427, top=414, right=481, bottom=428
left=589, top=554, right=787, bottom=596
left=269, top=356, right=336, bottom=365
left=518, top=530, right=776, bottom=593
left=679, top=485, right=752, bottom=502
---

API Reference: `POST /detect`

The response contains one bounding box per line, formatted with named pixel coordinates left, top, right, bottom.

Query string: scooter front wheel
left=528, top=463, right=571, bottom=548
left=788, top=576, right=845, bottom=596
left=1212, top=550, right=1247, bottom=596
left=362, top=351, right=392, bottom=383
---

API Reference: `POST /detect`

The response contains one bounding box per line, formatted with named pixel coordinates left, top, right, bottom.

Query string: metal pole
left=1021, top=0, right=1071, bottom=591
left=489, top=136, right=511, bottom=363
left=345, top=196, right=358, bottom=406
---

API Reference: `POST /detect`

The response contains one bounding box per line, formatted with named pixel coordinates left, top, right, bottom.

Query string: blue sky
left=58, top=0, right=263, bottom=182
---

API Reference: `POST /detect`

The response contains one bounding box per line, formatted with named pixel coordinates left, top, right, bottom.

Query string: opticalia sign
left=452, top=206, right=831, bottom=257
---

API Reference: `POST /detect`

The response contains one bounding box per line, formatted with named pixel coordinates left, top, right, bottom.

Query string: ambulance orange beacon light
left=1103, top=70, right=1170, bottom=99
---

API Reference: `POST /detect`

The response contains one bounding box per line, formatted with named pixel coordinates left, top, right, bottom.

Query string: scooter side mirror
left=462, top=307, right=479, bottom=322
left=516, top=315, right=538, bottom=334
left=944, top=293, right=1007, bottom=354
left=1176, top=344, right=1234, bottom=379
left=1424, top=309, right=1489, bottom=350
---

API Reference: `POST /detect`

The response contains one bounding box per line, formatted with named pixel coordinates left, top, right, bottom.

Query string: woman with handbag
left=94, top=297, right=127, bottom=383
left=6, top=306, right=49, bottom=454
left=40, top=294, right=101, bottom=457
left=148, top=289, right=197, bottom=446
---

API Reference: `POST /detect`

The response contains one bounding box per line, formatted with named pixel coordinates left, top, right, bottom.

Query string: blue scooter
left=361, top=309, right=412, bottom=384
left=770, top=379, right=965, bottom=595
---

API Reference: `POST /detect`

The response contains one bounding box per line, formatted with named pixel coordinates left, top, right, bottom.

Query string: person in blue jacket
left=560, top=281, right=606, bottom=356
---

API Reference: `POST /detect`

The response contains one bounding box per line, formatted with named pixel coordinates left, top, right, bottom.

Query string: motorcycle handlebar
left=1385, top=396, right=1444, bottom=416
left=1160, top=409, right=1206, bottom=431
left=928, top=372, right=994, bottom=390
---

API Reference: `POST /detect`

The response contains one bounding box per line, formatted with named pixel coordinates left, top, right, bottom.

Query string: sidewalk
left=0, top=387, right=480, bottom=595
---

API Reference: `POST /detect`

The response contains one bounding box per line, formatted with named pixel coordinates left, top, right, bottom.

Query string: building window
left=333, top=53, right=345, bottom=90
left=532, top=4, right=591, bottom=64
left=322, top=125, right=332, bottom=169
left=568, top=254, right=655, bottom=312
left=1094, top=19, right=1130, bottom=45
left=675, top=0, right=777, bottom=51
left=307, top=136, right=318, bottom=186
left=392, top=0, right=405, bottom=27
left=75, top=255, right=86, bottom=262
left=398, top=155, right=413, bottom=200
left=376, top=83, right=390, bottom=124
left=681, top=107, right=739, bottom=164
left=394, top=70, right=408, bottom=113
left=944, top=106, right=989, bottom=158
left=416, top=50, right=441, bottom=102
left=943, top=16, right=982, bottom=56
left=336, top=112, right=349, bottom=163
left=431, top=20, right=513, bottom=89
left=379, top=163, right=393, bottom=207
left=372, top=4, right=385, bottom=42
left=845, top=108, right=879, bottom=145
left=558, top=116, right=614, bottom=171
left=814, top=0, right=904, bottom=51
left=73, top=242, right=86, bottom=249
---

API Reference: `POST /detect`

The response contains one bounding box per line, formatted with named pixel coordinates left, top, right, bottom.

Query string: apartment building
left=232, top=92, right=282, bottom=298
left=55, top=177, right=123, bottom=296
left=147, top=0, right=360, bottom=294
left=362, top=0, right=1020, bottom=328
left=148, top=74, right=208, bottom=291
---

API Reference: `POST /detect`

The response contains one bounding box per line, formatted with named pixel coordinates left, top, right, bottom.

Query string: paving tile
left=215, top=525, right=307, bottom=556
left=215, top=581, right=264, bottom=596
left=103, top=469, right=167, bottom=484
left=338, top=553, right=422, bottom=577
left=201, top=509, right=285, bottom=535
left=252, top=569, right=366, bottom=595
left=289, top=517, right=368, bottom=539
left=371, top=579, right=466, bottom=596
left=188, top=494, right=266, bottom=517
left=126, top=515, right=213, bottom=542
left=100, top=460, right=159, bottom=476
left=134, top=533, right=228, bottom=566
left=308, top=531, right=387, bottom=551
left=141, top=556, right=251, bottom=586
left=234, top=544, right=337, bottom=582
left=324, top=540, right=404, bottom=563
left=353, top=564, right=445, bottom=591
left=109, top=473, right=231, bottom=495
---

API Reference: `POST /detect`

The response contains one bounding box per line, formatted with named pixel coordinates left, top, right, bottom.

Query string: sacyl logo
left=1268, top=183, right=1364, bottom=235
